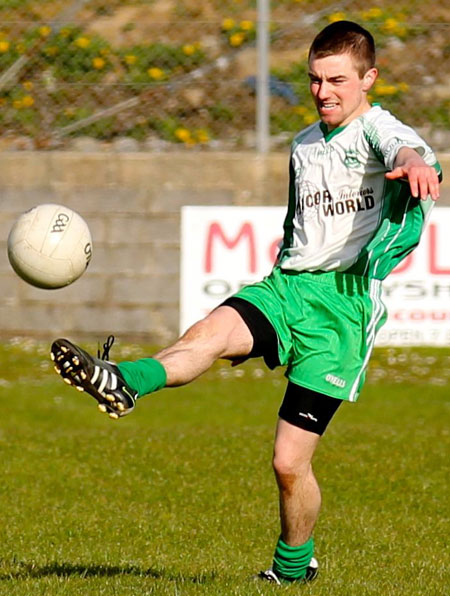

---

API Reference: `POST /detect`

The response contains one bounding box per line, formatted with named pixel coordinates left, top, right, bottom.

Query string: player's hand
left=386, top=164, right=440, bottom=201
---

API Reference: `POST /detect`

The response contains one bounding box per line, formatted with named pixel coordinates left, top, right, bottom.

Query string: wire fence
left=0, top=0, right=449, bottom=151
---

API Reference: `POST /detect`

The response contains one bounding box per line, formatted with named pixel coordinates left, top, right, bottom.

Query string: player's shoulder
left=362, top=104, right=438, bottom=169
left=361, top=104, right=411, bottom=132
left=360, top=104, right=424, bottom=151
left=291, top=121, right=322, bottom=151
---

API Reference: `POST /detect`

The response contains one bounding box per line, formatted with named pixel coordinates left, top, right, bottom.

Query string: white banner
left=180, top=206, right=450, bottom=346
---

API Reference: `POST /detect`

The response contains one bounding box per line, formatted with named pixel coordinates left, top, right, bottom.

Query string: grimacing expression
left=308, top=51, right=377, bottom=130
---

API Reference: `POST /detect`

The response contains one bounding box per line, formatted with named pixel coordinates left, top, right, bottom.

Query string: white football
left=7, top=203, right=92, bottom=289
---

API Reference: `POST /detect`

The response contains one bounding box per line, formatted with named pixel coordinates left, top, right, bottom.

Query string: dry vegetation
left=0, top=0, right=449, bottom=149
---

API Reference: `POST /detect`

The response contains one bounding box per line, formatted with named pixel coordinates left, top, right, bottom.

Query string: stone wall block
left=0, top=152, right=448, bottom=341
left=111, top=274, right=179, bottom=304
left=106, top=213, right=180, bottom=243
left=0, top=154, right=52, bottom=188
left=18, top=273, right=107, bottom=304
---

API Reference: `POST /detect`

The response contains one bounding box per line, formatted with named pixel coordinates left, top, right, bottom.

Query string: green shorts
left=233, top=267, right=387, bottom=402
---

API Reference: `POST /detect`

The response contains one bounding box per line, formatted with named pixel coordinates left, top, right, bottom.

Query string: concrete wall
left=1, top=152, right=449, bottom=343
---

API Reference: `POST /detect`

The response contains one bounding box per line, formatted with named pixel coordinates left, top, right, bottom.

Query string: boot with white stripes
left=258, top=557, right=319, bottom=585
left=50, top=336, right=138, bottom=419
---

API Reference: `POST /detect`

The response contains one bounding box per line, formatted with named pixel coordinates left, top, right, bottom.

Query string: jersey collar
left=319, top=121, right=348, bottom=142
left=319, top=104, right=381, bottom=142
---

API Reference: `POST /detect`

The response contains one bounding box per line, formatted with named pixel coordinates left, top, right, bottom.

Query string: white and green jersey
left=279, top=105, right=442, bottom=280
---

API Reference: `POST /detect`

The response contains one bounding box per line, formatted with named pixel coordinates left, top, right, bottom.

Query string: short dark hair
left=308, top=20, right=376, bottom=77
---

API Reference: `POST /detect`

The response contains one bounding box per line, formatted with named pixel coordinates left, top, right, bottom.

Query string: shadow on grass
left=0, top=560, right=216, bottom=584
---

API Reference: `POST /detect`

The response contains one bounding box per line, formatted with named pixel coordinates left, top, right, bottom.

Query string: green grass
left=0, top=340, right=448, bottom=595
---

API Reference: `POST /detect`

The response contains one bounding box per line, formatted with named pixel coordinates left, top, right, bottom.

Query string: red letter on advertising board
left=205, top=222, right=256, bottom=273
left=269, top=238, right=282, bottom=264
left=429, top=223, right=450, bottom=274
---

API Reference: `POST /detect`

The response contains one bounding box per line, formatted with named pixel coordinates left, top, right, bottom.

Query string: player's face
left=308, top=52, right=377, bottom=130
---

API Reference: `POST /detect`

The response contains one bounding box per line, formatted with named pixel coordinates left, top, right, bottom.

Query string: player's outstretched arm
left=385, top=147, right=440, bottom=201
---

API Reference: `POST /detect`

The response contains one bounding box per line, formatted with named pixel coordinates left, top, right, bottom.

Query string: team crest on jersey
left=344, top=149, right=361, bottom=168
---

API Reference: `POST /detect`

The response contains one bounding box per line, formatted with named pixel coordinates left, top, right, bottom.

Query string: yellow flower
left=398, top=82, right=409, bottom=93
left=13, top=99, right=23, bottom=109
left=361, top=7, right=383, bottom=20
left=147, top=67, right=165, bottom=80
left=222, top=18, right=235, bottom=31
left=44, top=46, right=59, bottom=56
left=75, top=36, right=90, bottom=49
left=240, top=20, right=254, bottom=31
left=39, top=25, right=52, bottom=37
left=175, top=128, right=191, bottom=142
left=21, top=95, right=35, bottom=108
left=0, top=40, right=10, bottom=53
left=196, top=129, right=210, bottom=143
left=182, top=44, right=196, bottom=56
left=328, top=12, right=346, bottom=23
left=382, top=18, right=398, bottom=34
left=229, top=32, right=245, bottom=47
left=92, top=57, right=106, bottom=69
left=375, top=84, right=398, bottom=96
left=22, top=81, right=34, bottom=91
left=124, top=54, right=137, bottom=65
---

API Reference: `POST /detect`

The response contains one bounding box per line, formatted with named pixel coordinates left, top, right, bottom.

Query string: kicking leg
left=51, top=305, right=253, bottom=418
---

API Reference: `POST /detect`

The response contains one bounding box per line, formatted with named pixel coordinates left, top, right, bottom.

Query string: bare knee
left=272, top=452, right=312, bottom=493
left=272, top=419, right=320, bottom=491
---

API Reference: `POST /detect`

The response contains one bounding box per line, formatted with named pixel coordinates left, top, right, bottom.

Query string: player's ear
left=362, top=67, right=378, bottom=92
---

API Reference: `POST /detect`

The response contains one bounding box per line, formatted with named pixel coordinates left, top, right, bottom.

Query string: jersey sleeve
left=364, top=107, right=440, bottom=173
left=279, top=151, right=297, bottom=257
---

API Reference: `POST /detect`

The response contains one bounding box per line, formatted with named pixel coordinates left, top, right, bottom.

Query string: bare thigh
left=154, top=305, right=254, bottom=385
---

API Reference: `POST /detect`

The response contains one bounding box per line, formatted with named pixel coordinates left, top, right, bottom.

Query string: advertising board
left=180, top=206, right=450, bottom=346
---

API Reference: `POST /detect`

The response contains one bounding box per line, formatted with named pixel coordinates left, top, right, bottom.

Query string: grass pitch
left=0, top=340, right=448, bottom=595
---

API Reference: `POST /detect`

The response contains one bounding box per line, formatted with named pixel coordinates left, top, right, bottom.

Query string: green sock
left=118, top=358, right=167, bottom=398
left=272, top=536, right=314, bottom=581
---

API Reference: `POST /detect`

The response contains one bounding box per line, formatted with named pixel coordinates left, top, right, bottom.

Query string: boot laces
left=97, top=335, right=115, bottom=360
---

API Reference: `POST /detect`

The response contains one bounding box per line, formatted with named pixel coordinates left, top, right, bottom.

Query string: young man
left=51, top=21, right=441, bottom=584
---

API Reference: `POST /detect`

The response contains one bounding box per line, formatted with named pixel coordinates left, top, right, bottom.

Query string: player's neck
left=324, top=101, right=373, bottom=132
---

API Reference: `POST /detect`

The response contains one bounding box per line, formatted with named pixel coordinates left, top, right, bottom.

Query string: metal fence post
left=256, top=0, right=270, bottom=154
